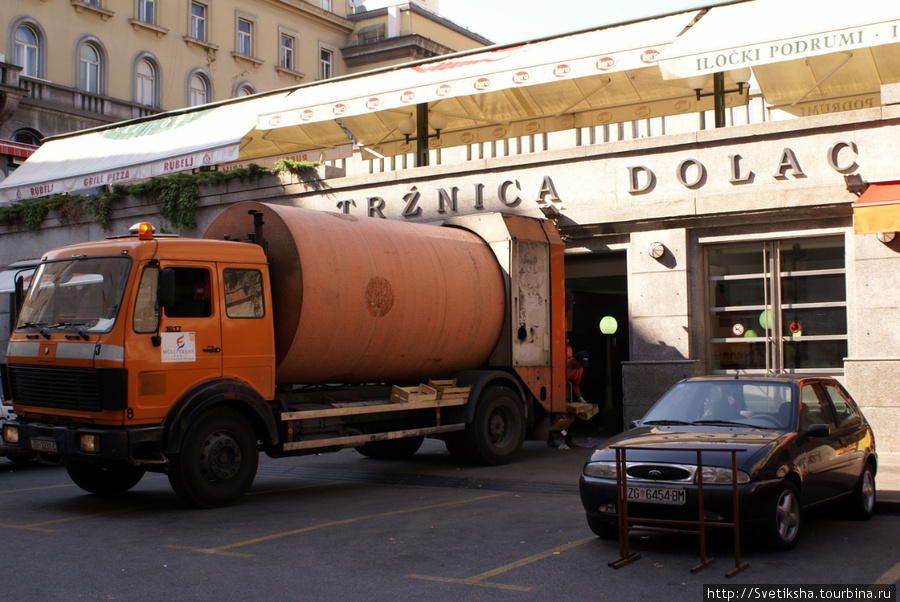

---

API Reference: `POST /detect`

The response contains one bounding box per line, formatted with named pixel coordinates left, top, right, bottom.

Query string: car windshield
left=641, top=380, right=796, bottom=430
left=15, top=257, right=131, bottom=335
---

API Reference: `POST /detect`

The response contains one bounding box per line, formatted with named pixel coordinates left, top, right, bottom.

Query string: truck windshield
left=15, top=257, right=131, bottom=335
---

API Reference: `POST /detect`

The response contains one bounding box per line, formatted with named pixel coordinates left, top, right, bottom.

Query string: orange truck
left=2, top=202, right=567, bottom=507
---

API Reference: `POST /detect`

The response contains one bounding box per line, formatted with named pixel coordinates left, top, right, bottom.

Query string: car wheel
left=846, top=463, right=876, bottom=520
left=766, top=481, right=801, bottom=551
left=586, top=514, right=618, bottom=539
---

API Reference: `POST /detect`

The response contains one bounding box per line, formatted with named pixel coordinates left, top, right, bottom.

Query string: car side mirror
left=158, top=267, right=175, bottom=309
left=628, top=420, right=641, bottom=430
left=801, top=423, right=830, bottom=438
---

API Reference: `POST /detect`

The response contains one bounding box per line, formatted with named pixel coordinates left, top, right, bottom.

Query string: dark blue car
left=579, top=375, right=876, bottom=550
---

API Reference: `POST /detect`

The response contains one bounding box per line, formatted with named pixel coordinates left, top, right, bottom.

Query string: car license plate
left=627, top=485, right=686, bottom=505
left=30, top=438, right=57, bottom=453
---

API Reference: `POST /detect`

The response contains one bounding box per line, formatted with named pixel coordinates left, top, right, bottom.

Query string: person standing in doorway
left=548, top=348, right=589, bottom=449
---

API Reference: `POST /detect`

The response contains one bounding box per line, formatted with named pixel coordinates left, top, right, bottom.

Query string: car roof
left=681, top=374, right=836, bottom=385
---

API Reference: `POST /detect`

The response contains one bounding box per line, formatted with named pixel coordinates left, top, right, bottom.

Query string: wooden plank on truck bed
left=280, top=396, right=467, bottom=420
left=428, top=379, right=471, bottom=400
left=390, top=384, right=437, bottom=403
left=280, top=423, right=466, bottom=452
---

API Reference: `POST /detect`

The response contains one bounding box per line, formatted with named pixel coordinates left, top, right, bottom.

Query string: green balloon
left=759, top=310, right=772, bottom=329
left=744, top=329, right=758, bottom=338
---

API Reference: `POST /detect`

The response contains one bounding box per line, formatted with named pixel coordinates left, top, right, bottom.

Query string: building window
left=320, top=0, right=332, bottom=11
left=137, top=0, right=155, bottom=24
left=234, top=82, right=255, bottom=97
left=707, top=236, right=847, bottom=373
left=83, top=0, right=100, bottom=5
left=135, top=58, right=156, bottom=106
left=78, top=42, right=101, bottom=93
left=13, top=129, right=42, bottom=147
left=320, top=47, right=333, bottom=80
left=237, top=18, right=252, bottom=56
left=189, top=72, right=210, bottom=106
left=14, top=24, right=40, bottom=78
left=190, top=2, right=207, bottom=41
left=356, top=24, right=385, bottom=45
left=280, top=33, right=295, bottom=70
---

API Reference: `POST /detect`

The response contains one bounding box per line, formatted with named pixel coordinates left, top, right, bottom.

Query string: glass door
left=707, top=236, right=846, bottom=374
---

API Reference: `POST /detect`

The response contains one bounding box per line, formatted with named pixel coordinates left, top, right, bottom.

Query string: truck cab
left=3, top=224, right=276, bottom=470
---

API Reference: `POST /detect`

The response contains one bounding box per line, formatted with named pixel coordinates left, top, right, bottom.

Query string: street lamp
left=688, top=68, right=751, bottom=128
left=599, top=316, right=618, bottom=412
left=396, top=106, right=448, bottom=167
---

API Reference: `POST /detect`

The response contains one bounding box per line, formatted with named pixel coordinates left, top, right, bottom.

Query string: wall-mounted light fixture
left=876, top=231, right=896, bottom=244
left=844, top=173, right=869, bottom=196
left=539, top=204, right=562, bottom=219
left=648, top=241, right=666, bottom=259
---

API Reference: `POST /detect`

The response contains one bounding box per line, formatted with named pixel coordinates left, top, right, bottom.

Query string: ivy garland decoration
left=0, top=162, right=308, bottom=232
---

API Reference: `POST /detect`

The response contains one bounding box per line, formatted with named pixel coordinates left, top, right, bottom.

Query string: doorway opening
left=565, top=252, right=628, bottom=435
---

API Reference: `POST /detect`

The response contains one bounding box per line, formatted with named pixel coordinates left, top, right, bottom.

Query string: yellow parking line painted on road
left=0, top=474, right=166, bottom=496
left=407, top=536, right=596, bottom=592
left=0, top=522, right=55, bottom=533
left=0, top=483, right=75, bottom=494
left=165, top=492, right=509, bottom=558
left=873, top=560, right=900, bottom=585
left=0, top=507, right=148, bottom=533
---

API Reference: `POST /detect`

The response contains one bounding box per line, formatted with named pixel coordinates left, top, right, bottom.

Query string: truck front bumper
left=3, top=421, right=164, bottom=461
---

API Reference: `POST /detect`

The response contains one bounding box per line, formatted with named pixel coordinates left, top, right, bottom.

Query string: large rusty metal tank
left=204, top=202, right=505, bottom=385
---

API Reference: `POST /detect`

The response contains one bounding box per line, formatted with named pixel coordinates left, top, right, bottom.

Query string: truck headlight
left=2, top=423, right=18, bottom=444
left=583, top=461, right=617, bottom=479
left=700, top=466, right=750, bottom=484
left=79, top=433, right=98, bottom=453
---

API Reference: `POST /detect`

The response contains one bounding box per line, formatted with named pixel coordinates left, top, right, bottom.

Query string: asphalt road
left=1, top=437, right=899, bottom=601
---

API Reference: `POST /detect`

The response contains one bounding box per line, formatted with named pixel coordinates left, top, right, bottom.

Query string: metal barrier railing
left=608, top=444, right=750, bottom=578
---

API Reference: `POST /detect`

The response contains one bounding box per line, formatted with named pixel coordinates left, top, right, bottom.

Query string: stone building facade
left=2, top=91, right=897, bottom=450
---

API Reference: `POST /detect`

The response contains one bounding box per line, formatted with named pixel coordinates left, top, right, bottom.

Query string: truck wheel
left=168, top=407, right=259, bottom=508
left=357, top=436, right=424, bottom=460
left=446, top=386, right=524, bottom=466
left=65, top=460, right=145, bottom=495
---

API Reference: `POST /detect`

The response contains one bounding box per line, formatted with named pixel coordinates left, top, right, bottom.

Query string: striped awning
left=0, top=140, right=38, bottom=159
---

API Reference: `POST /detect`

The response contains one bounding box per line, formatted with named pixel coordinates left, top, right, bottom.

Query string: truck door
left=217, top=265, right=275, bottom=399
left=129, top=263, right=222, bottom=422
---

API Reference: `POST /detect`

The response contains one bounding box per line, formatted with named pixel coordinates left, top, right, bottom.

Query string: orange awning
left=853, top=181, right=900, bottom=234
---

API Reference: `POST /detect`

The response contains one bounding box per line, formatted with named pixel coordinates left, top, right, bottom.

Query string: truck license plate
left=30, top=438, right=57, bottom=453
left=627, top=485, right=686, bottom=505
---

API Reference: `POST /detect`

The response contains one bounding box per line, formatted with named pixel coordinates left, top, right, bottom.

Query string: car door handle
left=203, top=346, right=222, bottom=353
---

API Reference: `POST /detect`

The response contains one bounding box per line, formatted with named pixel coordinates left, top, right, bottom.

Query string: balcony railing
left=18, top=75, right=159, bottom=128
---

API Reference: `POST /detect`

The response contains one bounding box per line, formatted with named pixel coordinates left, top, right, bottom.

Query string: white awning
left=256, top=12, right=733, bottom=159
left=657, top=0, right=900, bottom=115
left=3, top=9, right=747, bottom=198
left=0, top=92, right=292, bottom=202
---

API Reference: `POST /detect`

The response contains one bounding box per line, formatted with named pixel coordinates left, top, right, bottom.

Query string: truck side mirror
left=13, top=275, right=24, bottom=317
left=158, top=267, right=175, bottom=309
